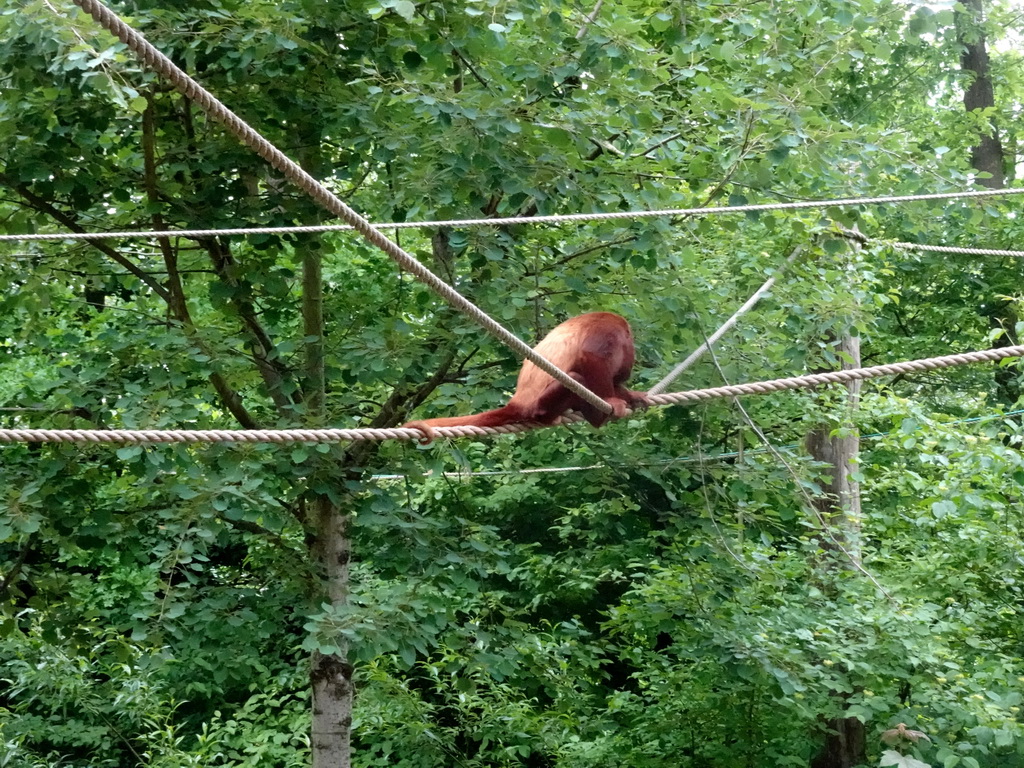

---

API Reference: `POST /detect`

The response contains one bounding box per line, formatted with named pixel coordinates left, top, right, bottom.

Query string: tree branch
left=523, top=235, right=637, bottom=277
left=576, top=0, right=604, bottom=40
left=203, top=237, right=301, bottom=413
left=0, top=538, right=33, bottom=601
left=634, top=132, right=682, bottom=158
left=0, top=173, right=171, bottom=303
left=141, top=93, right=260, bottom=429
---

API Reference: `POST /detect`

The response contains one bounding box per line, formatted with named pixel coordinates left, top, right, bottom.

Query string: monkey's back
left=512, top=312, right=636, bottom=401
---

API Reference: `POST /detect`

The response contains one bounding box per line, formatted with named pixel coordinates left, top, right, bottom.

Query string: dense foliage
left=1, top=0, right=1023, bottom=765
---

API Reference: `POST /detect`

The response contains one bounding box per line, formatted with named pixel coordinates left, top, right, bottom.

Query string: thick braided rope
left=67, top=0, right=612, bottom=417
left=648, top=247, right=803, bottom=395
left=893, top=242, right=1024, bottom=258
left=4, top=344, right=1022, bottom=444
left=4, top=190, right=1024, bottom=243
left=0, top=423, right=544, bottom=444
left=651, top=344, right=1024, bottom=406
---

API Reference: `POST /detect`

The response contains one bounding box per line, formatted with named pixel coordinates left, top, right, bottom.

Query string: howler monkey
left=404, top=312, right=649, bottom=442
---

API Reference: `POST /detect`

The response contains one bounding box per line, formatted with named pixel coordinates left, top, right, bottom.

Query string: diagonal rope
left=65, top=0, right=612, bottom=416
left=648, top=246, right=803, bottom=395
left=3, top=344, right=1022, bottom=444
left=3, top=189, right=1024, bottom=243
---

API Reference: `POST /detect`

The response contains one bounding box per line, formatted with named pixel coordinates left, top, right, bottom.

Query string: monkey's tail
left=403, top=405, right=524, bottom=443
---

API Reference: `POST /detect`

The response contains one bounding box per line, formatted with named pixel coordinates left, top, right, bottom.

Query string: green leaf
left=880, top=750, right=930, bottom=768
left=650, top=12, right=673, bottom=32
left=392, top=0, right=415, bottom=20
left=398, top=644, right=416, bottom=668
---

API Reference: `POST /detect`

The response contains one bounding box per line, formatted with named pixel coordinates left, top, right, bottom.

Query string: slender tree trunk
left=303, top=243, right=353, bottom=767
left=304, top=251, right=326, bottom=415
left=806, top=334, right=862, bottom=557
left=311, top=493, right=353, bottom=768
left=956, top=0, right=1017, bottom=404
left=291, top=122, right=355, bottom=766
left=808, top=320, right=864, bottom=768
left=957, top=0, right=1004, bottom=189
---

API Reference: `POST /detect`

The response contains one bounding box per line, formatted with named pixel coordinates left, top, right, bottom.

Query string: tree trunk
left=311, top=493, right=353, bottom=768
left=956, top=0, right=1017, bottom=404
left=293, top=122, right=355, bottom=766
left=810, top=717, right=867, bottom=768
left=304, top=243, right=353, bottom=766
left=806, top=335, right=862, bottom=557
left=957, top=0, right=1005, bottom=189
left=808, top=331, right=865, bottom=768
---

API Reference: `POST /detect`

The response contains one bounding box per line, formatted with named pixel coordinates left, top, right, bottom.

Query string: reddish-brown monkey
left=404, top=312, right=649, bottom=442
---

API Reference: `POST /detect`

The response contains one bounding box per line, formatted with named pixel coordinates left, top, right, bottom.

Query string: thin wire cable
left=66, top=0, right=612, bottom=417
left=3, top=344, right=1022, bottom=444
left=370, top=405, right=1024, bottom=479
left=372, top=405, right=1011, bottom=479
left=649, top=246, right=803, bottom=395
left=699, top=325, right=892, bottom=600
left=3, top=188, right=1024, bottom=243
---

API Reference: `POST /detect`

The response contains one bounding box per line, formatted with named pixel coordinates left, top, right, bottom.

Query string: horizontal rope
left=3, top=344, right=1021, bottom=444
left=893, top=242, right=1024, bottom=258
left=2, top=187, right=1023, bottom=243
left=651, top=344, right=1024, bottom=406
left=68, top=0, right=612, bottom=417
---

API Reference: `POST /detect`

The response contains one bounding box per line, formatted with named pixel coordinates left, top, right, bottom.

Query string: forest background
left=0, top=0, right=1023, bottom=766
